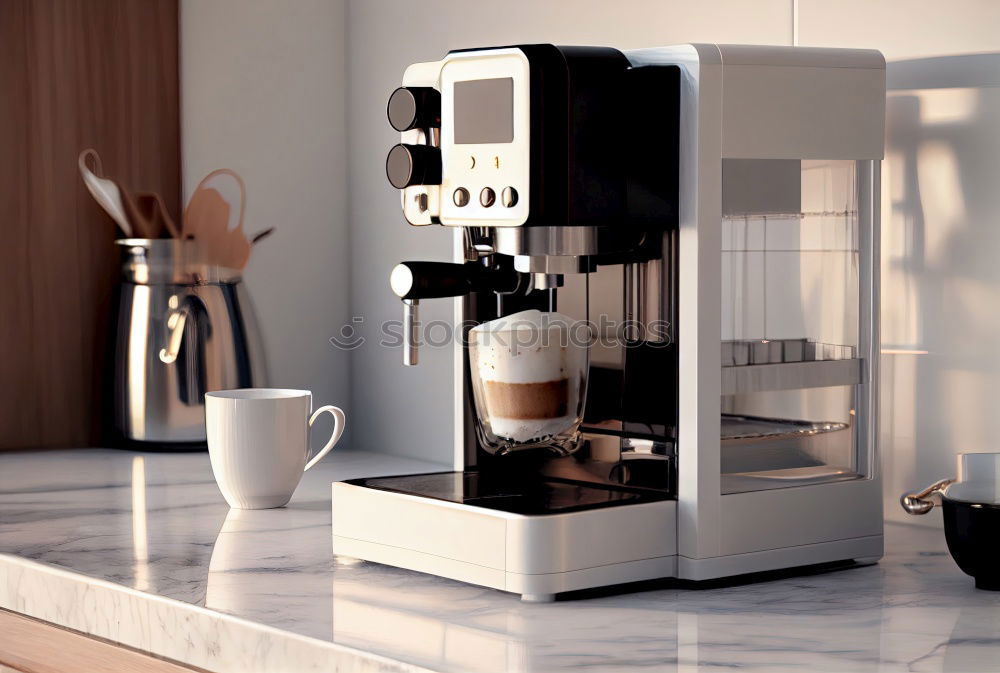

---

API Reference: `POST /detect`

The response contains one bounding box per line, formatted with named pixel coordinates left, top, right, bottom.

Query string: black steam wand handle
left=390, top=261, right=519, bottom=366
left=390, top=261, right=519, bottom=300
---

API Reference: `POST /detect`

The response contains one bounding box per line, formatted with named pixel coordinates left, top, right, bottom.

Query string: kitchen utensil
left=183, top=169, right=252, bottom=270
left=113, top=238, right=268, bottom=448
left=123, top=190, right=180, bottom=239
left=117, top=182, right=153, bottom=239
left=78, top=149, right=132, bottom=237
left=250, top=227, right=275, bottom=245
left=901, top=452, right=1000, bottom=590
left=205, top=389, right=345, bottom=509
left=183, top=183, right=229, bottom=239
left=139, top=191, right=180, bottom=238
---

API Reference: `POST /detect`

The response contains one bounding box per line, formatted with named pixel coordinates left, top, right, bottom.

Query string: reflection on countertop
left=1, top=449, right=999, bottom=673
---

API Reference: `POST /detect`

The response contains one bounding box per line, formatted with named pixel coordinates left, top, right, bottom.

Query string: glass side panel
left=720, top=159, right=866, bottom=493
left=721, top=385, right=858, bottom=494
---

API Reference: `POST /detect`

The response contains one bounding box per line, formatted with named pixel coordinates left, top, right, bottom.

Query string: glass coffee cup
left=467, top=310, right=591, bottom=456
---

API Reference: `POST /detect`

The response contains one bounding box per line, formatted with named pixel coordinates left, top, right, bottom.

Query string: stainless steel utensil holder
left=113, top=239, right=268, bottom=447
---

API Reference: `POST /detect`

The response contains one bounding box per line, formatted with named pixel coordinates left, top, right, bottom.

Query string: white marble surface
left=1, top=449, right=999, bottom=672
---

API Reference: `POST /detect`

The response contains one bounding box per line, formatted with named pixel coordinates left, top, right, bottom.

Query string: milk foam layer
left=471, top=310, right=587, bottom=385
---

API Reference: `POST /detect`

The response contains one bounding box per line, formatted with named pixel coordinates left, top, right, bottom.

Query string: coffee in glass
left=468, top=310, right=591, bottom=455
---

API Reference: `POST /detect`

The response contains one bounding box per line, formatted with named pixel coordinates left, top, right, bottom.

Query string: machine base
left=678, top=534, right=884, bottom=581
left=331, top=476, right=882, bottom=600
left=332, top=532, right=679, bottom=599
left=331, top=474, right=678, bottom=598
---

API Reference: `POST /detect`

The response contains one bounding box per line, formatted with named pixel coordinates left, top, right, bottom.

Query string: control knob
left=385, top=143, right=441, bottom=189
left=386, top=86, right=440, bottom=132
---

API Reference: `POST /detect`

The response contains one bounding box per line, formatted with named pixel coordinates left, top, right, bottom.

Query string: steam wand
left=390, top=261, right=520, bottom=366
left=402, top=299, right=419, bottom=366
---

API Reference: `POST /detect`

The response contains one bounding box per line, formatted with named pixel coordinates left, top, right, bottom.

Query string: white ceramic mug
left=205, top=389, right=345, bottom=509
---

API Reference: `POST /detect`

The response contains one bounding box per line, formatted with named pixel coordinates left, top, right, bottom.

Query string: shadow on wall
left=883, top=54, right=1000, bottom=525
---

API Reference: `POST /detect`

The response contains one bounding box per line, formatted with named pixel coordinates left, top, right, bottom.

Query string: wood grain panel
left=0, top=609, right=195, bottom=673
left=0, top=0, right=180, bottom=449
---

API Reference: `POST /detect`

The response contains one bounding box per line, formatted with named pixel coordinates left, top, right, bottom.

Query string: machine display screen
left=453, top=77, right=514, bottom=144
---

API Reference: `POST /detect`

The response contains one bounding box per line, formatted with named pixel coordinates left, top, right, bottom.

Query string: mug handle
left=305, top=405, right=346, bottom=472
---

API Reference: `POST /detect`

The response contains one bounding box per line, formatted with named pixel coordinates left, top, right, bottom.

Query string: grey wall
left=181, top=0, right=351, bottom=445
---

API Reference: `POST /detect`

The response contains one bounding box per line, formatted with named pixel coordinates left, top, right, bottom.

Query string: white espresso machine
left=332, top=44, right=885, bottom=601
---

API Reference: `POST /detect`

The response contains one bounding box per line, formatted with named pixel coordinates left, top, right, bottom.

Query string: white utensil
left=78, top=149, right=132, bottom=237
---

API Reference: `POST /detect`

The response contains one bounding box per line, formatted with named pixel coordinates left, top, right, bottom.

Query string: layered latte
left=469, top=310, right=589, bottom=446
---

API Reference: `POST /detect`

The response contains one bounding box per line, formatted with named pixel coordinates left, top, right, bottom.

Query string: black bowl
left=942, top=497, right=1000, bottom=590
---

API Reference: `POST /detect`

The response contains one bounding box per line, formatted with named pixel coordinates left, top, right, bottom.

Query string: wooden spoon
left=124, top=190, right=180, bottom=239
left=183, top=169, right=251, bottom=269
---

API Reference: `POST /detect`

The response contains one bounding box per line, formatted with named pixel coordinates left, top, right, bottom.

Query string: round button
left=480, top=187, right=496, bottom=208
left=453, top=188, right=470, bottom=207
left=501, top=187, right=519, bottom=208
left=387, top=87, right=441, bottom=132
left=385, top=144, right=441, bottom=189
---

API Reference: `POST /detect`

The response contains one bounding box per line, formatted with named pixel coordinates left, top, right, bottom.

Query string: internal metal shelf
left=722, top=466, right=861, bottom=495
left=721, top=415, right=849, bottom=442
left=721, top=358, right=863, bottom=395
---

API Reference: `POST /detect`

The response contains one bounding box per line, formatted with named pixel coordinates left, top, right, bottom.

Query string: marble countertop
left=1, top=449, right=999, bottom=673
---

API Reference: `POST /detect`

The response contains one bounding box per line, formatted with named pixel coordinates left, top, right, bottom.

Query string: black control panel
left=385, top=44, right=680, bottom=229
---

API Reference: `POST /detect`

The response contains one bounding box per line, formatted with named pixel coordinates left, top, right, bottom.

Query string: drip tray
left=347, top=471, right=671, bottom=516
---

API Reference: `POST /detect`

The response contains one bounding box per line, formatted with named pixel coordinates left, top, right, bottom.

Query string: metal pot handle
left=900, top=478, right=956, bottom=515
left=159, top=294, right=193, bottom=364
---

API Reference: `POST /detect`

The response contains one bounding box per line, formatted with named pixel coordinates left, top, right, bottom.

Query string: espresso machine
left=332, top=44, right=885, bottom=601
